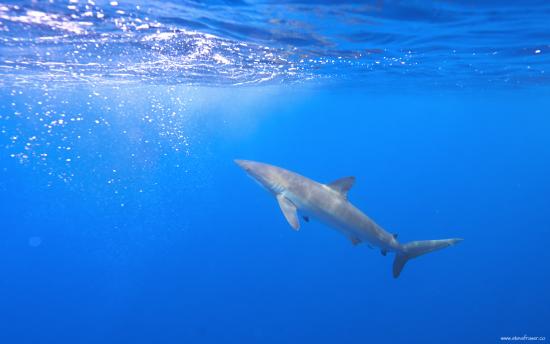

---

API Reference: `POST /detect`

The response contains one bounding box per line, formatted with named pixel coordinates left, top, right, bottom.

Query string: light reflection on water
left=3, top=1, right=546, bottom=88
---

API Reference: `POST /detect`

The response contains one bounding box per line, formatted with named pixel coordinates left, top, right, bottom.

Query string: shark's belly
left=314, top=205, right=383, bottom=244
left=286, top=188, right=389, bottom=247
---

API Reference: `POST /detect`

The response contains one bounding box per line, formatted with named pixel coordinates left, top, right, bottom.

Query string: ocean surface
left=1, top=1, right=549, bottom=343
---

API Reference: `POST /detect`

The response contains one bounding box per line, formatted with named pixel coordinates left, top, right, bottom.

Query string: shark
left=235, top=159, right=463, bottom=278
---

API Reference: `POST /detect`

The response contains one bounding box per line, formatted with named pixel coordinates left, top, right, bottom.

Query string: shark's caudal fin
left=392, top=238, right=463, bottom=278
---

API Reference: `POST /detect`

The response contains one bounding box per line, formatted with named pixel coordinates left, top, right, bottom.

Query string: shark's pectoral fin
left=350, top=237, right=361, bottom=246
left=327, top=176, right=355, bottom=199
left=276, top=194, right=300, bottom=231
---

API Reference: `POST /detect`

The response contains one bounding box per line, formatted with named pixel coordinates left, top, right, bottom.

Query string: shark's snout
left=234, top=159, right=251, bottom=171
left=235, top=159, right=261, bottom=176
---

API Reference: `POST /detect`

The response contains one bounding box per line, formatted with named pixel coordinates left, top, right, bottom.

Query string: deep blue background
left=0, top=86, right=549, bottom=343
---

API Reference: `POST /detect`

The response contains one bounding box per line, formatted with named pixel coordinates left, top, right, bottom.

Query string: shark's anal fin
left=303, top=215, right=310, bottom=222
left=327, top=176, right=355, bottom=199
left=350, top=237, right=361, bottom=246
left=276, top=194, right=300, bottom=231
left=381, top=249, right=387, bottom=256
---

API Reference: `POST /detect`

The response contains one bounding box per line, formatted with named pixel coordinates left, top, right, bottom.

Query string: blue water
left=1, top=1, right=550, bottom=343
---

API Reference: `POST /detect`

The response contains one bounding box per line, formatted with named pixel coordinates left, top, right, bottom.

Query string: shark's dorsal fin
left=327, top=176, right=355, bottom=198
left=276, top=194, right=300, bottom=231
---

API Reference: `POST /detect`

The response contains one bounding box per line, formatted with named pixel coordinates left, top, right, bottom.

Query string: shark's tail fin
left=392, top=238, right=463, bottom=278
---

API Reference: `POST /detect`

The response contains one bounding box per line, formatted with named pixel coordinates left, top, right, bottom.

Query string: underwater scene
left=0, top=0, right=549, bottom=343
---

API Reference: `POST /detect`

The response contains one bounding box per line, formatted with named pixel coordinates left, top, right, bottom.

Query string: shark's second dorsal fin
left=276, top=194, right=300, bottom=231
left=327, top=176, right=355, bottom=198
